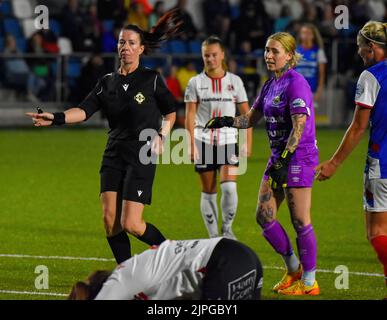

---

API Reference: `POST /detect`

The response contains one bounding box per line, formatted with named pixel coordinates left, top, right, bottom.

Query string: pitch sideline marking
left=0, top=253, right=384, bottom=278
left=0, top=290, right=67, bottom=297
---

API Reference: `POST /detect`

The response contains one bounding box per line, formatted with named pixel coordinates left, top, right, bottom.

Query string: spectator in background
left=134, top=0, right=153, bottom=16
left=202, top=0, right=231, bottom=41
left=77, top=54, right=107, bottom=102
left=3, top=34, right=45, bottom=102
left=26, top=31, right=56, bottom=101
left=97, top=0, right=126, bottom=22
left=229, top=0, right=272, bottom=52
left=295, top=23, right=327, bottom=108
left=61, top=0, right=84, bottom=51
left=176, top=61, right=197, bottom=93
left=274, top=5, right=292, bottom=33
left=81, top=2, right=104, bottom=52
left=126, top=1, right=149, bottom=31
left=165, top=64, right=184, bottom=127
left=102, top=21, right=123, bottom=53
left=148, top=1, right=165, bottom=29
left=174, top=0, right=199, bottom=40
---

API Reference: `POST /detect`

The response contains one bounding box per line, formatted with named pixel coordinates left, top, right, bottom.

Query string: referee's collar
left=117, top=65, right=143, bottom=77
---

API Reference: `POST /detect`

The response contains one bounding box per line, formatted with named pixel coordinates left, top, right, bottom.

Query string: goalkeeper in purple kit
left=205, top=32, right=319, bottom=295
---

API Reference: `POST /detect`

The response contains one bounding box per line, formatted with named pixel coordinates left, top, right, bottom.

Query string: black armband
left=52, top=112, right=66, bottom=125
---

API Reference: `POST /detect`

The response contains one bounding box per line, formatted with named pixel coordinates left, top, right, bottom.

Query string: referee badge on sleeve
left=134, top=92, right=146, bottom=104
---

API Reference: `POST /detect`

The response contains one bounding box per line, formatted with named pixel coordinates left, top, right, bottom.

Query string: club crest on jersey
left=122, top=83, right=129, bottom=91
left=272, top=95, right=281, bottom=105
left=134, top=92, right=145, bottom=104
left=227, top=84, right=234, bottom=91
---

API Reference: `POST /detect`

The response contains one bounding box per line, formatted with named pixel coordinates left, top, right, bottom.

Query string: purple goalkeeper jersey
left=252, top=69, right=317, bottom=159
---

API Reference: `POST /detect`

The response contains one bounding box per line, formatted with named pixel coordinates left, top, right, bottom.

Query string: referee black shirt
left=79, top=66, right=176, bottom=140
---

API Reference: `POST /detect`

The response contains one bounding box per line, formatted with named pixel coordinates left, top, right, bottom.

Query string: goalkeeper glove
left=204, top=116, right=234, bottom=129
left=268, top=149, right=293, bottom=189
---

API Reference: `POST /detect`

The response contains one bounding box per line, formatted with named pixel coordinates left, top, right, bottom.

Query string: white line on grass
left=0, top=253, right=384, bottom=278
left=0, top=253, right=115, bottom=262
left=0, top=290, right=67, bottom=297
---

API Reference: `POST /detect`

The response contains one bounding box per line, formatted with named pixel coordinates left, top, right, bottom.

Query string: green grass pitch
left=0, top=127, right=385, bottom=300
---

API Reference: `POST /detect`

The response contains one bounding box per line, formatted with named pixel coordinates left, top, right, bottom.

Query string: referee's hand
left=25, top=111, right=54, bottom=127
left=151, top=134, right=164, bottom=155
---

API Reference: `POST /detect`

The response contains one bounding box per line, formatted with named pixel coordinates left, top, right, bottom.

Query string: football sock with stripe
left=296, top=224, right=317, bottom=286
left=220, top=181, right=237, bottom=231
left=263, top=220, right=299, bottom=272
left=371, top=235, right=387, bottom=287
left=200, top=192, right=219, bottom=238
left=107, top=231, right=131, bottom=264
left=137, top=223, right=166, bottom=246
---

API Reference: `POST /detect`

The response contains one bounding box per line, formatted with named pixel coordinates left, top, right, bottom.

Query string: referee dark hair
left=26, top=10, right=182, bottom=264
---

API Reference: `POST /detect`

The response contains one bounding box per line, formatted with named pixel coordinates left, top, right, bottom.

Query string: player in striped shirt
left=316, top=20, right=387, bottom=299
left=185, top=36, right=252, bottom=240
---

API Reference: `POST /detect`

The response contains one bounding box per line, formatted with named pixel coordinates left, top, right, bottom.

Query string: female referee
left=185, top=36, right=252, bottom=240
left=26, top=11, right=182, bottom=264
left=205, top=32, right=320, bottom=295
left=68, top=237, right=263, bottom=300
left=316, top=21, right=387, bottom=299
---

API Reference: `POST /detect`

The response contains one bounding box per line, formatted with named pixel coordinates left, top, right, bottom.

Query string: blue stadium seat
left=67, top=58, right=81, bottom=78
left=158, top=42, right=169, bottom=54
left=15, top=37, right=26, bottom=52
left=3, top=18, right=24, bottom=39
left=0, top=1, right=12, bottom=17
left=188, top=40, right=201, bottom=54
left=168, top=40, right=187, bottom=54
left=49, top=19, right=62, bottom=37
left=102, top=20, right=115, bottom=33
left=230, top=5, right=240, bottom=19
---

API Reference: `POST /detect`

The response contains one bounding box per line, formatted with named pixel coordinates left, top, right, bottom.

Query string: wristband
left=52, top=112, right=66, bottom=125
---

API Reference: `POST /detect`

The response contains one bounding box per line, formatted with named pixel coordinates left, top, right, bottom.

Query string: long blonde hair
left=358, top=20, right=387, bottom=51
left=268, top=32, right=302, bottom=68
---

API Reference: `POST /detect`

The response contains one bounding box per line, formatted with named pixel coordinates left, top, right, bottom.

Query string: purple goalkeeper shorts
left=263, top=144, right=319, bottom=188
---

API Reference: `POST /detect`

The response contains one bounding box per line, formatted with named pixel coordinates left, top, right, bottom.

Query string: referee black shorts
left=194, top=140, right=239, bottom=173
left=202, top=238, right=263, bottom=300
left=99, top=139, right=156, bottom=205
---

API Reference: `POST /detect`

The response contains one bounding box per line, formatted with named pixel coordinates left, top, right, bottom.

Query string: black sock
left=107, top=231, right=131, bottom=264
left=137, top=223, right=166, bottom=246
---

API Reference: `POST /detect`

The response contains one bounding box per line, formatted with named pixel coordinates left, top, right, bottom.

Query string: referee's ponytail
left=123, top=9, right=183, bottom=55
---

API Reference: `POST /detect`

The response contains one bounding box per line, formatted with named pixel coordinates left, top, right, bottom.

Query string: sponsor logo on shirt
left=228, top=269, right=257, bottom=300
left=137, top=190, right=143, bottom=197
left=122, top=83, right=129, bottom=91
left=227, top=84, right=234, bottom=91
left=291, top=98, right=306, bottom=108
left=134, top=92, right=146, bottom=104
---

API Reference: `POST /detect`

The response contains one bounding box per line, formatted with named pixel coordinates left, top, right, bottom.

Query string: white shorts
left=363, top=174, right=387, bottom=212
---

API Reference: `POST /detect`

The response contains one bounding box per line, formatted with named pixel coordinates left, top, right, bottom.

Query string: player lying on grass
left=69, top=238, right=263, bottom=300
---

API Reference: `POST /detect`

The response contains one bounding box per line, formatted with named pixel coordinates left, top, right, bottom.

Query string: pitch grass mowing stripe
left=0, top=253, right=384, bottom=278
left=0, top=290, right=67, bottom=297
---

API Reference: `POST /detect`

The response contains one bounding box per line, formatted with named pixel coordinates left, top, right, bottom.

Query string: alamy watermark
left=34, top=265, right=49, bottom=290
left=334, top=265, right=349, bottom=290
left=138, top=127, right=249, bottom=176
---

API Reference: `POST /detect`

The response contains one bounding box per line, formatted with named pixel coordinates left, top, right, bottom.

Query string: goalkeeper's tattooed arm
left=285, top=114, right=307, bottom=153
left=233, top=108, right=262, bottom=129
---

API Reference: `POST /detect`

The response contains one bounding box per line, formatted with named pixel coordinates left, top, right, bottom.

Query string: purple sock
left=296, top=224, right=317, bottom=272
left=263, top=220, right=293, bottom=256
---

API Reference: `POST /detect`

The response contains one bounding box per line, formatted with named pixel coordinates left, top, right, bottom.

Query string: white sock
left=200, top=192, right=219, bottom=237
left=282, top=252, right=300, bottom=273
left=220, top=181, right=238, bottom=231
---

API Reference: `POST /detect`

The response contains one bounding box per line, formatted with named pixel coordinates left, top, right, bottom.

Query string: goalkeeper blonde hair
left=268, top=32, right=302, bottom=68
